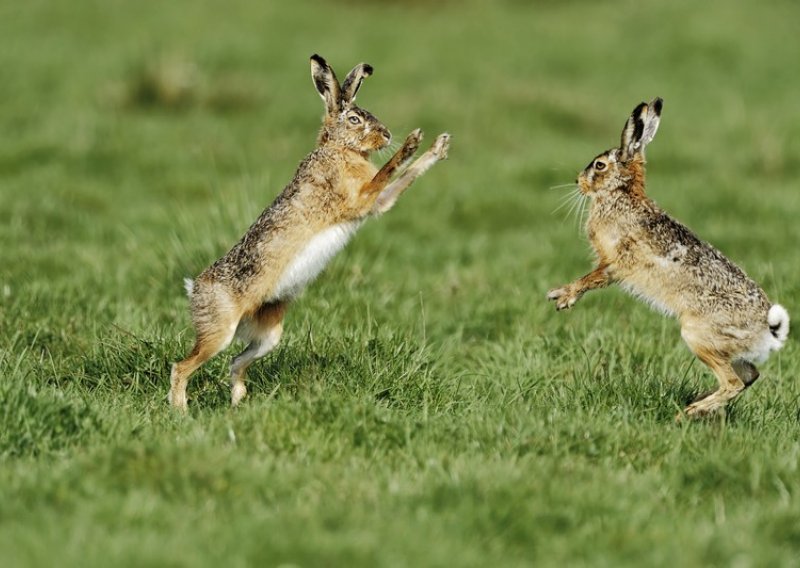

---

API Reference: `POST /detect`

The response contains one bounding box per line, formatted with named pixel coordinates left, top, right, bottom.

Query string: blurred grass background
left=1, top=0, right=799, bottom=566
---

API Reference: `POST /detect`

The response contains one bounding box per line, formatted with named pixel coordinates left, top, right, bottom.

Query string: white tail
left=184, top=278, right=194, bottom=297
left=768, top=304, right=790, bottom=344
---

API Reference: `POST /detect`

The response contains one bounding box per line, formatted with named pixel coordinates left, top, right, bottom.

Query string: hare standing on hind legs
left=170, top=54, right=450, bottom=411
left=547, top=98, right=789, bottom=419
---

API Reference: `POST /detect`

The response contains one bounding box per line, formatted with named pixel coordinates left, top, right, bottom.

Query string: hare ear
left=620, top=98, right=663, bottom=160
left=310, top=54, right=341, bottom=115
left=620, top=102, right=648, bottom=160
left=341, top=63, right=373, bottom=104
left=640, top=97, right=663, bottom=149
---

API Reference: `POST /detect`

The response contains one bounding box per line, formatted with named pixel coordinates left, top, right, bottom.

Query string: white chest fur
left=273, top=221, right=362, bottom=299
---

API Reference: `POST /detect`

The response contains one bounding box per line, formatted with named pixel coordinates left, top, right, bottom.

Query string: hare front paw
left=401, top=129, right=423, bottom=158
left=547, top=285, right=580, bottom=311
left=431, top=133, right=450, bottom=160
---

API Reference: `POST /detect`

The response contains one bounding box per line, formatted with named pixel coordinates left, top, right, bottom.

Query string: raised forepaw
left=430, top=133, right=450, bottom=160
left=398, top=129, right=423, bottom=161
left=547, top=285, right=580, bottom=311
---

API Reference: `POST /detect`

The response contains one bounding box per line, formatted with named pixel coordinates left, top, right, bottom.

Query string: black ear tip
left=633, top=102, right=648, bottom=116
left=653, top=97, right=664, bottom=115
left=363, top=63, right=374, bottom=76
left=310, top=54, right=327, bottom=67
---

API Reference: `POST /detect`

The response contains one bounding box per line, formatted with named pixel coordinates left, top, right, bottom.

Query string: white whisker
left=553, top=188, right=579, bottom=215
left=576, top=192, right=589, bottom=229
left=549, top=180, right=588, bottom=230
left=376, top=140, right=402, bottom=162
left=548, top=182, right=578, bottom=191
left=552, top=189, right=576, bottom=214
left=566, top=193, right=582, bottom=220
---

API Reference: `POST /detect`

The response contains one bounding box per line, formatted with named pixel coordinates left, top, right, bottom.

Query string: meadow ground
left=2, top=0, right=800, bottom=565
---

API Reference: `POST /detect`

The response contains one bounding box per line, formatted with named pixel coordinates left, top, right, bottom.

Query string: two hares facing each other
left=170, top=55, right=450, bottom=410
left=548, top=98, right=789, bottom=419
left=171, top=57, right=787, bottom=418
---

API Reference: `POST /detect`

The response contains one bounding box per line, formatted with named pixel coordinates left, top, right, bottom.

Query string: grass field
left=2, top=0, right=800, bottom=565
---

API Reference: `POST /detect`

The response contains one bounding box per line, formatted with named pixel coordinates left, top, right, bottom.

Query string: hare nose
left=382, top=130, right=391, bottom=143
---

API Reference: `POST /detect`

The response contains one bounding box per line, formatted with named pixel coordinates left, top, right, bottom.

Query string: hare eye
left=594, top=161, right=606, bottom=171
left=348, top=115, right=361, bottom=125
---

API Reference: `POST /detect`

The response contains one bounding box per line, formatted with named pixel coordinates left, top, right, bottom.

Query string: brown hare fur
left=548, top=98, right=789, bottom=419
left=170, top=54, right=450, bottom=410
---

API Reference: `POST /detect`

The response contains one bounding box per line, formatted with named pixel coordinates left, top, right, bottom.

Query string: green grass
left=2, top=0, right=800, bottom=565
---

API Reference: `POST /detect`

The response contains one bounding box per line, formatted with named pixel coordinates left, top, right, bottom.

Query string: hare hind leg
left=170, top=287, right=241, bottom=411
left=733, top=360, right=760, bottom=387
left=682, top=348, right=746, bottom=419
left=690, top=360, right=760, bottom=404
left=170, top=319, right=238, bottom=411
left=230, top=301, right=286, bottom=407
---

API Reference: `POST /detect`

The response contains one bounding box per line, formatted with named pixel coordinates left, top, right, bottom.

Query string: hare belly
left=614, top=246, right=690, bottom=317
left=618, top=269, right=678, bottom=317
left=273, top=221, right=361, bottom=299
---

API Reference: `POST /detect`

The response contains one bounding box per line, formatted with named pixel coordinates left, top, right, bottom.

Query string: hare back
left=199, top=151, right=368, bottom=284
left=595, top=205, right=770, bottom=321
left=197, top=215, right=362, bottom=309
left=616, top=245, right=769, bottom=321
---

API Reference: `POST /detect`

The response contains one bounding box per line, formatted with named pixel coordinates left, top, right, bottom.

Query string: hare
left=170, top=54, right=450, bottom=410
left=547, top=98, right=789, bottom=419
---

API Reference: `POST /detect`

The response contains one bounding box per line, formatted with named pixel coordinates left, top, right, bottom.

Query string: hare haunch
left=548, top=98, right=789, bottom=419
left=170, top=55, right=450, bottom=410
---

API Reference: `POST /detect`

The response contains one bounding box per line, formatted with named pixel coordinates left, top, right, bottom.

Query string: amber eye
left=348, top=115, right=361, bottom=125
left=594, top=161, right=606, bottom=171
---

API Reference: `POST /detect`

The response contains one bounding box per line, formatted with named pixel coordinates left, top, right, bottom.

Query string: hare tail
left=768, top=304, right=790, bottom=344
left=184, top=278, right=195, bottom=298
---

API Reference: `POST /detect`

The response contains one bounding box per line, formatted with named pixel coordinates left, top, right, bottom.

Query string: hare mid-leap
left=170, top=54, right=450, bottom=410
left=548, top=98, right=788, bottom=419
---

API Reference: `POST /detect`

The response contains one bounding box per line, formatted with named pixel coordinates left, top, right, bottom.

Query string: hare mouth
left=577, top=179, right=594, bottom=196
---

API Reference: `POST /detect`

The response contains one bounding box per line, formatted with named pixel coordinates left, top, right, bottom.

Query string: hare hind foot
left=689, top=360, right=760, bottom=405
left=679, top=381, right=747, bottom=421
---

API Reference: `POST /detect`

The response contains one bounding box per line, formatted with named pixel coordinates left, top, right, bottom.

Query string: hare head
left=577, top=98, right=663, bottom=198
left=310, top=54, right=392, bottom=153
